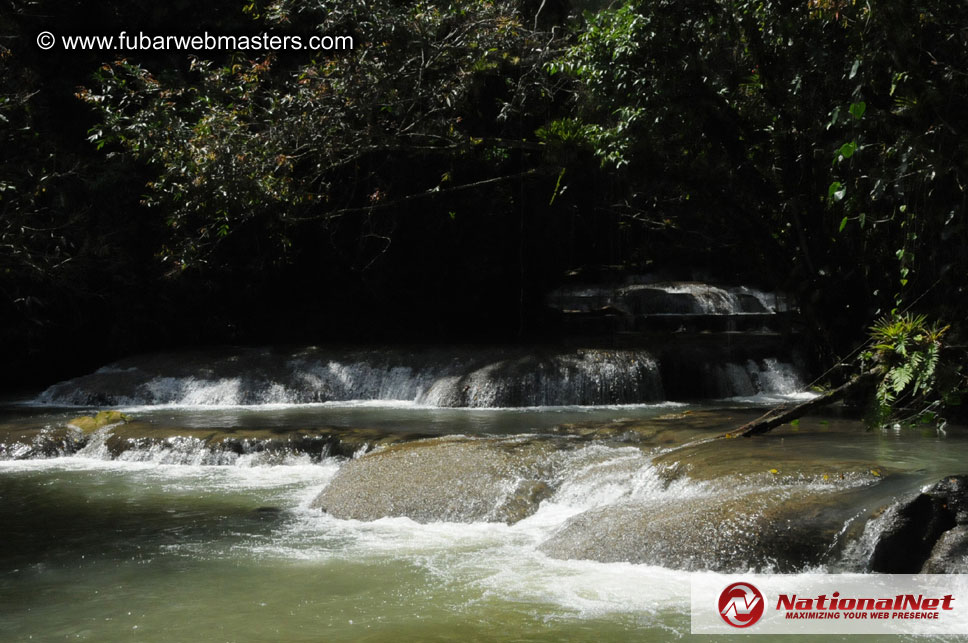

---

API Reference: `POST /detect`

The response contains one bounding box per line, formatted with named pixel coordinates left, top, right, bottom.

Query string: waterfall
left=415, top=350, right=664, bottom=407
left=33, top=280, right=806, bottom=407
left=546, top=281, right=790, bottom=316
left=34, top=347, right=673, bottom=407
left=33, top=345, right=805, bottom=408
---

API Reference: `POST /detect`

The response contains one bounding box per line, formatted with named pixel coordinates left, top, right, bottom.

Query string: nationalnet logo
left=719, top=582, right=765, bottom=627
left=693, top=574, right=968, bottom=635
left=776, top=589, right=954, bottom=621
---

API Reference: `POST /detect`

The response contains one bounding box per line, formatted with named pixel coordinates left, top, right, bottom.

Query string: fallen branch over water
left=723, top=367, right=885, bottom=438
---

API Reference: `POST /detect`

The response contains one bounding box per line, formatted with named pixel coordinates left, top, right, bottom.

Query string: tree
left=80, top=0, right=559, bottom=275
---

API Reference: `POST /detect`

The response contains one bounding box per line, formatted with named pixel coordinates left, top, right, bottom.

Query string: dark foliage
left=2, top=0, right=967, bottom=416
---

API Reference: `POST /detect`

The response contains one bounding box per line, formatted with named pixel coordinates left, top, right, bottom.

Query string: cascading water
left=30, top=280, right=808, bottom=408
left=33, top=347, right=667, bottom=407
left=33, top=345, right=803, bottom=407
left=3, top=414, right=964, bottom=575
left=5, top=280, right=962, bottom=641
left=2, top=398, right=967, bottom=641
left=545, top=281, right=790, bottom=316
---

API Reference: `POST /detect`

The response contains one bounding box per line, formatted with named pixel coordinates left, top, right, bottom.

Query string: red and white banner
left=691, top=574, right=968, bottom=635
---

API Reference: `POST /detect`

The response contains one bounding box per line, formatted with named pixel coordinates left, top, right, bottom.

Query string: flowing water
left=2, top=395, right=966, bottom=641
left=1, top=286, right=964, bottom=642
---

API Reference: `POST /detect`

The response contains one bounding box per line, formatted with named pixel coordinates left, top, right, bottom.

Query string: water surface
left=1, top=401, right=963, bottom=641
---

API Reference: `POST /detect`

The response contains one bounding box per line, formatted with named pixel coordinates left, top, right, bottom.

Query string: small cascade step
left=547, top=280, right=798, bottom=337
left=546, top=278, right=807, bottom=399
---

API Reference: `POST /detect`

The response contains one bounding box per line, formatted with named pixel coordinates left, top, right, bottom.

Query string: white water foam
left=658, top=283, right=751, bottom=314
left=0, top=446, right=339, bottom=493
left=0, top=432, right=895, bottom=624
left=35, top=349, right=670, bottom=408
left=712, top=358, right=810, bottom=402
left=221, top=445, right=725, bottom=621
left=111, top=400, right=688, bottom=414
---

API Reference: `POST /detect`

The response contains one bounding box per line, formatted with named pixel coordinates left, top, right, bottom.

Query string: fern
left=867, top=313, right=949, bottom=428
left=915, top=344, right=940, bottom=393
left=889, top=364, right=913, bottom=394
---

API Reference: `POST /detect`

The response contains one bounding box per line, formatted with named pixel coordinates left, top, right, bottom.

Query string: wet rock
left=0, top=413, right=442, bottom=462
left=1, top=417, right=429, bottom=462
left=869, top=475, right=968, bottom=573
left=934, top=474, right=968, bottom=523
left=549, top=409, right=775, bottom=448
left=0, top=425, right=86, bottom=459
left=312, top=437, right=561, bottom=524
left=67, top=410, right=129, bottom=433
left=650, top=423, right=888, bottom=483
left=922, top=526, right=968, bottom=573
left=539, top=487, right=859, bottom=572
left=500, top=480, right=554, bottom=524
left=97, top=424, right=431, bottom=461
left=869, top=495, right=954, bottom=573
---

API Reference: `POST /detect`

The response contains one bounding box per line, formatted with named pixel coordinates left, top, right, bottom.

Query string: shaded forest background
left=2, top=0, right=966, bottom=413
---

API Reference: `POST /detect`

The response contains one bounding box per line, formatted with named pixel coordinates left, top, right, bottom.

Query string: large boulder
left=869, top=475, right=968, bottom=573
left=311, top=437, right=560, bottom=524
left=539, top=486, right=860, bottom=572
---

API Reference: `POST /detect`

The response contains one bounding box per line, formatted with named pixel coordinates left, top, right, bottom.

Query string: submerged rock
left=548, top=409, right=752, bottom=447
left=250, top=506, right=287, bottom=522
left=869, top=474, right=968, bottom=573
left=650, top=423, right=888, bottom=483
left=311, top=437, right=561, bottom=524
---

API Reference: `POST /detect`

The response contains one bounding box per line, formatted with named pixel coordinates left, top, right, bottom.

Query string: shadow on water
left=0, top=470, right=289, bottom=571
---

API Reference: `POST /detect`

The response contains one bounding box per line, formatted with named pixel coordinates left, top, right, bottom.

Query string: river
left=2, top=390, right=965, bottom=641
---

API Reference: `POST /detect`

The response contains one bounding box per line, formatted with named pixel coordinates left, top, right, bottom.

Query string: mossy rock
left=67, top=410, right=130, bottom=433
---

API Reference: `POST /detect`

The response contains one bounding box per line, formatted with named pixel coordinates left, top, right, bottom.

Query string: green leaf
left=549, top=167, right=567, bottom=206
left=849, top=101, right=866, bottom=120
left=828, top=181, right=846, bottom=202
left=826, top=106, right=841, bottom=130
left=838, top=141, right=857, bottom=159
left=838, top=216, right=848, bottom=233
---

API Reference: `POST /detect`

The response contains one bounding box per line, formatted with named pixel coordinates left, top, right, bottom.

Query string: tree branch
left=723, top=367, right=885, bottom=438
left=289, top=168, right=542, bottom=221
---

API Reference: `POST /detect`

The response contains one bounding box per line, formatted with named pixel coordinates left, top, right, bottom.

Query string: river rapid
left=2, top=390, right=966, bottom=641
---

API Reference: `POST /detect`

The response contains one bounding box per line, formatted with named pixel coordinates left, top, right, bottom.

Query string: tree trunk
left=723, top=367, right=884, bottom=438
